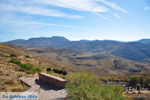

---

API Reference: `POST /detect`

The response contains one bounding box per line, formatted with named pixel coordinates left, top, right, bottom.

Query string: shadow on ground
left=35, top=79, right=61, bottom=91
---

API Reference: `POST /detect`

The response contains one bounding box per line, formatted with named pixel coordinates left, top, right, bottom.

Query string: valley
left=23, top=47, right=150, bottom=76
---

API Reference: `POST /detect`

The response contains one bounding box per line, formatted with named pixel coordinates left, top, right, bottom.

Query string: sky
left=0, top=0, right=150, bottom=42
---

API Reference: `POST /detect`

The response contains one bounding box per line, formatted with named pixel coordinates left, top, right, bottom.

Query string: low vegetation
left=10, top=58, right=43, bottom=74
left=10, top=58, right=21, bottom=64
left=46, top=67, right=67, bottom=75
left=128, top=75, right=150, bottom=87
left=65, top=72, right=131, bottom=100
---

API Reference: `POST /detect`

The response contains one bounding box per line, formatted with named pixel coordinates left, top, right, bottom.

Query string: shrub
left=25, top=55, right=30, bottom=58
left=46, top=67, right=52, bottom=72
left=129, top=76, right=141, bottom=86
left=31, top=66, right=43, bottom=73
left=10, top=58, right=43, bottom=74
left=65, top=72, right=131, bottom=100
left=18, top=63, right=42, bottom=73
left=19, top=63, right=32, bottom=70
left=100, top=84, right=130, bottom=100
left=10, top=58, right=21, bottom=65
left=128, top=76, right=150, bottom=88
left=20, top=64, right=43, bottom=73
left=47, top=67, right=67, bottom=75
left=10, top=54, right=17, bottom=57
left=3, top=53, right=10, bottom=57
left=53, top=69, right=67, bottom=75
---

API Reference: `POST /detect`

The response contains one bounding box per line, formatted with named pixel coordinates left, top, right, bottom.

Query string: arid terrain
left=0, top=40, right=150, bottom=99
left=23, top=47, right=150, bottom=76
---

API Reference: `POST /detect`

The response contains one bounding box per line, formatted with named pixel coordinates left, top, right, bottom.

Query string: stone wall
left=39, top=72, right=67, bottom=89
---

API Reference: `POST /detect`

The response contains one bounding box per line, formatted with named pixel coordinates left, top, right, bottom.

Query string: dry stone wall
left=39, top=73, right=67, bottom=89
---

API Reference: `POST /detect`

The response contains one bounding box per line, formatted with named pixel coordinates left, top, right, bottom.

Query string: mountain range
left=5, top=36, right=150, bottom=63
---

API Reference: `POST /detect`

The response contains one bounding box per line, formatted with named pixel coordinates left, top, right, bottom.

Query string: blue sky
left=0, top=0, right=150, bottom=42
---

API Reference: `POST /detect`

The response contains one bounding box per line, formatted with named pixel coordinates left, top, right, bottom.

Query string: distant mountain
left=136, top=39, right=150, bottom=44
left=111, top=42, right=150, bottom=63
left=5, top=36, right=150, bottom=63
left=6, top=36, right=123, bottom=52
left=6, top=36, right=70, bottom=48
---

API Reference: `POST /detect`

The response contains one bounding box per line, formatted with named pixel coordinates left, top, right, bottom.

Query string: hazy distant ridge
left=5, top=36, right=150, bottom=63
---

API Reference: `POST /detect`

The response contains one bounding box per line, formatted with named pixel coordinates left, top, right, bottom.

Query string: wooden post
left=137, top=84, right=141, bottom=91
left=148, top=84, right=150, bottom=91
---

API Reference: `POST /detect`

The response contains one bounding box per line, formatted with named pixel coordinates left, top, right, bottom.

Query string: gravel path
left=20, top=76, right=67, bottom=100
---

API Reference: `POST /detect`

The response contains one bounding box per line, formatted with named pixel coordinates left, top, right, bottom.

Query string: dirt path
left=20, top=76, right=67, bottom=100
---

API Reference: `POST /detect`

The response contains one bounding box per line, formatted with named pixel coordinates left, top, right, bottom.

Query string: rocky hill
left=111, top=42, right=150, bottom=63
left=0, top=43, right=68, bottom=91
left=1, top=43, right=150, bottom=77
left=23, top=47, right=150, bottom=76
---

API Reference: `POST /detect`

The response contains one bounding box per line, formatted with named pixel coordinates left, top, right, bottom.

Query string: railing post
left=137, top=84, right=141, bottom=91
left=148, top=84, right=150, bottom=91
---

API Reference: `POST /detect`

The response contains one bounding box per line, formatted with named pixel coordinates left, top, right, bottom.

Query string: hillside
left=0, top=43, right=122, bottom=80
left=0, top=43, right=69, bottom=91
left=2, top=41, right=150, bottom=76
left=23, top=47, right=150, bottom=76
left=111, top=42, right=150, bottom=63
left=0, top=43, right=150, bottom=91
left=6, top=36, right=150, bottom=63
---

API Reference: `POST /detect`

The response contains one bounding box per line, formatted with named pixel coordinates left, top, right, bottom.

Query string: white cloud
left=99, top=0, right=128, bottom=13
left=33, top=0, right=127, bottom=13
left=94, top=12, right=113, bottom=22
left=144, top=6, right=150, bottom=10
left=0, top=16, right=96, bottom=31
left=31, top=0, right=127, bottom=21
left=113, top=13, right=121, bottom=19
left=33, top=0, right=108, bottom=13
left=0, top=2, right=83, bottom=19
left=0, top=0, right=127, bottom=22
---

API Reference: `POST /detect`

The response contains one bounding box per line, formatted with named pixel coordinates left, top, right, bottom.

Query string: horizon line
left=1, top=36, right=150, bottom=43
